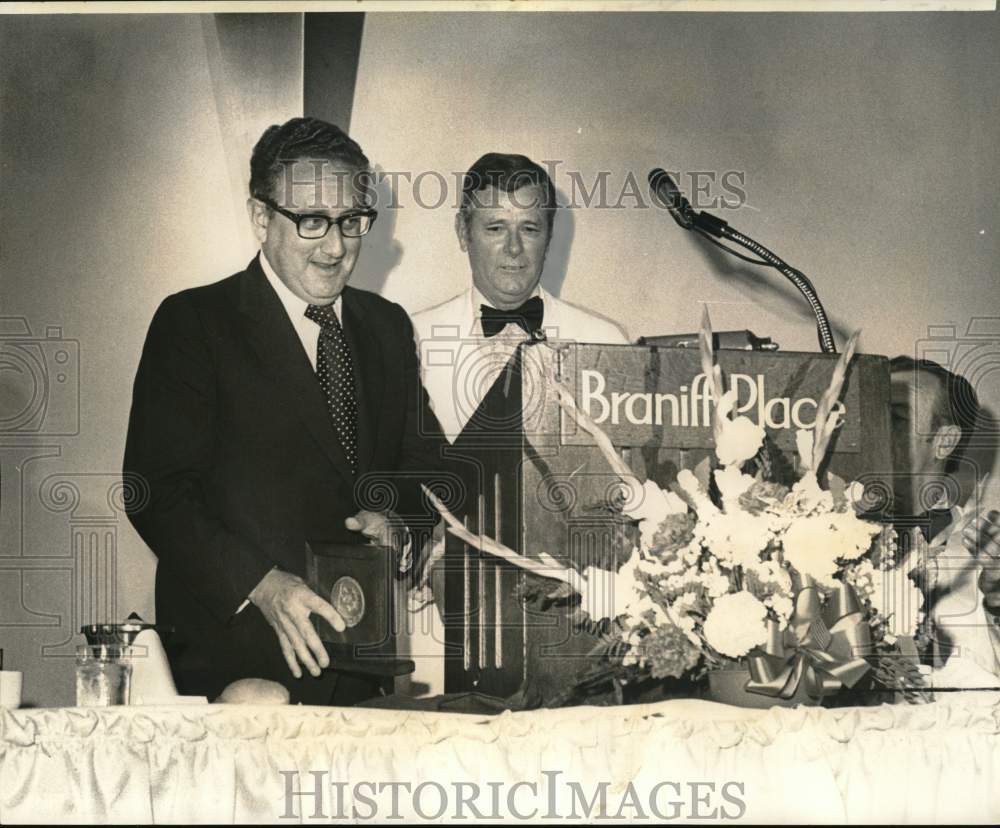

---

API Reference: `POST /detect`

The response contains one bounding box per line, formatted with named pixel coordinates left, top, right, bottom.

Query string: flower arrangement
left=423, top=310, right=928, bottom=705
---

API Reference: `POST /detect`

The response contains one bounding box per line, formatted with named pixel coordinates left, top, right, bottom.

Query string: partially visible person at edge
left=889, top=355, right=1000, bottom=685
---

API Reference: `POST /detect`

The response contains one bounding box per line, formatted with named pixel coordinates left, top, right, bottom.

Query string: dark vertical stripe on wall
left=304, top=13, right=365, bottom=132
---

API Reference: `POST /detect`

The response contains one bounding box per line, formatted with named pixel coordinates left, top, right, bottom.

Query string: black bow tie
left=480, top=296, right=544, bottom=338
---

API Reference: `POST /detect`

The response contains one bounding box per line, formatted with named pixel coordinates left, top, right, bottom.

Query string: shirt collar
left=259, top=250, right=341, bottom=321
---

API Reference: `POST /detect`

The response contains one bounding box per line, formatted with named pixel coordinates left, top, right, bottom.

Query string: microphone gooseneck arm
left=648, top=168, right=837, bottom=354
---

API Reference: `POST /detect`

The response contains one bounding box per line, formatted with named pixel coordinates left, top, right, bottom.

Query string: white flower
left=697, top=510, right=774, bottom=570
left=765, top=593, right=794, bottom=625
left=716, top=388, right=738, bottom=419
left=571, top=550, right=650, bottom=623
left=676, top=469, right=718, bottom=517
left=715, top=415, right=766, bottom=467
left=682, top=541, right=703, bottom=566
left=747, top=557, right=790, bottom=586
left=663, top=555, right=685, bottom=574
left=662, top=573, right=699, bottom=596
left=674, top=589, right=701, bottom=611
left=746, top=558, right=794, bottom=601
left=623, top=479, right=687, bottom=522
left=867, top=566, right=925, bottom=637
left=714, top=465, right=756, bottom=507
left=749, top=560, right=794, bottom=625
left=703, top=591, right=770, bottom=658
left=782, top=512, right=881, bottom=585
left=635, top=551, right=664, bottom=576
left=844, top=559, right=876, bottom=602
left=826, top=511, right=883, bottom=561
left=788, top=473, right=834, bottom=515
left=781, top=516, right=843, bottom=584
left=622, top=479, right=688, bottom=549
left=700, top=567, right=733, bottom=599
left=622, top=592, right=668, bottom=629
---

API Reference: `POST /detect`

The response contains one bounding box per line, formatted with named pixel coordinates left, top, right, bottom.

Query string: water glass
left=75, top=644, right=133, bottom=707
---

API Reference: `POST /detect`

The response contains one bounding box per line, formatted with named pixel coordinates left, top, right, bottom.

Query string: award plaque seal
left=330, top=576, right=366, bottom=628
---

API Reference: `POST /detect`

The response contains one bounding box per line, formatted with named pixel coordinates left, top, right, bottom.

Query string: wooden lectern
left=442, top=341, right=893, bottom=703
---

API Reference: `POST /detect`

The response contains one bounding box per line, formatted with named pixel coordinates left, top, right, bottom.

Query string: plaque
left=330, top=576, right=366, bottom=628
left=304, top=542, right=414, bottom=679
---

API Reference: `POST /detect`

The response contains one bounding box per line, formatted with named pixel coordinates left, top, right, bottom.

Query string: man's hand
left=249, top=569, right=345, bottom=679
left=345, top=509, right=409, bottom=550
left=966, top=510, right=1000, bottom=614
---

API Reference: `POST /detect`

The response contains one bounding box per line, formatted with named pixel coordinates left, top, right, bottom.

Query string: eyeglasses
left=259, top=197, right=378, bottom=239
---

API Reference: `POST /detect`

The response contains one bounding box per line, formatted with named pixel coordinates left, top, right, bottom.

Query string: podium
left=442, top=341, right=893, bottom=702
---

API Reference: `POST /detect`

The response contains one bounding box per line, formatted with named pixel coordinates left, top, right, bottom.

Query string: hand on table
left=249, top=569, right=344, bottom=679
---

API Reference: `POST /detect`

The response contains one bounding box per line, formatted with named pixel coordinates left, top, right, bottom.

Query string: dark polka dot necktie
left=305, top=303, right=359, bottom=474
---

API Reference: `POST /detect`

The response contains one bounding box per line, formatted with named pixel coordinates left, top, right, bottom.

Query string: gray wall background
left=1, top=10, right=998, bottom=706
left=353, top=12, right=998, bottom=357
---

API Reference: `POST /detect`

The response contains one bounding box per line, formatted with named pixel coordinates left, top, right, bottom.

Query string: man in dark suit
left=124, top=118, right=446, bottom=704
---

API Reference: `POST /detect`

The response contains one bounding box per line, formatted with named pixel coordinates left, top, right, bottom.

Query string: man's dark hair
left=890, top=355, right=981, bottom=458
left=459, top=152, right=558, bottom=234
left=249, top=117, right=371, bottom=204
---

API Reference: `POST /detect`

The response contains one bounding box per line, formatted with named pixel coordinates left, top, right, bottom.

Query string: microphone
left=648, top=168, right=729, bottom=237
left=647, top=163, right=836, bottom=352
left=648, top=168, right=694, bottom=229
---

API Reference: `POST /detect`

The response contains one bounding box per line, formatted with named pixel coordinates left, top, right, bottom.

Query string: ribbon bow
left=745, top=581, right=872, bottom=700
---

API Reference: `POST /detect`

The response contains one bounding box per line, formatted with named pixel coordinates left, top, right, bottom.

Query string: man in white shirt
left=403, top=153, right=629, bottom=696
left=889, top=355, right=1000, bottom=685
left=412, top=152, right=630, bottom=441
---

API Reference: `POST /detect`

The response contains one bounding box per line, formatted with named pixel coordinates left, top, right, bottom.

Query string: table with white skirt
left=2, top=693, right=999, bottom=824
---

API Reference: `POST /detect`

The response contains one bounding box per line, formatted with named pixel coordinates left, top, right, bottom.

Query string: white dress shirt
left=915, top=498, right=1000, bottom=687
left=259, top=251, right=342, bottom=369
left=412, top=285, right=630, bottom=441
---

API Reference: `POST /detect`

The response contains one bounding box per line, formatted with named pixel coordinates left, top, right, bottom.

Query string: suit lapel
left=237, top=258, right=354, bottom=489
left=341, top=287, right=382, bottom=475
left=463, top=288, right=480, bottom=337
